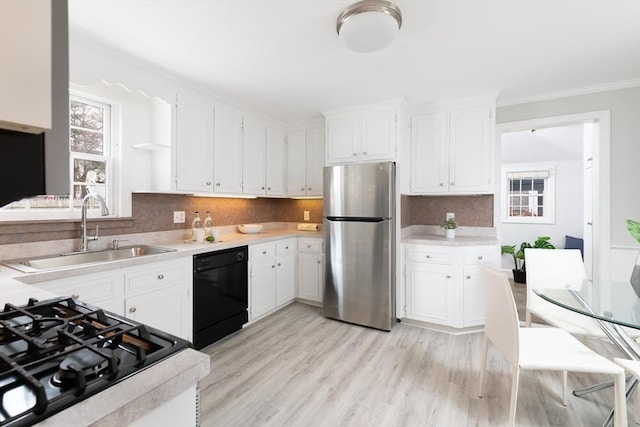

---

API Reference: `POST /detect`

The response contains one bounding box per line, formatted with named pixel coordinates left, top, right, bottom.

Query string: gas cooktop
left=0, top=297, right=191, bottom=426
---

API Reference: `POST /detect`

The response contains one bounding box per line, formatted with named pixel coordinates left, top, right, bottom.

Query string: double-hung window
left=502, top=166, right=555, bottom=224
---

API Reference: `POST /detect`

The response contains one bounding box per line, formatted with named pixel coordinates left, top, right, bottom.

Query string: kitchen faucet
left=80, top=193, right=110, bottom=252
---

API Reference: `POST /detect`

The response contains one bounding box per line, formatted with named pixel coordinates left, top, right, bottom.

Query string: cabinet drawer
left=405, top=246, right=454, bottom=265
left=251, top=242, right=275, bottom=262
left=463, top=246, right=499, bottom=266
left=276, top=239, right=297, bottom=255
left=298, top=238, right=322, bottom=253
left=35, top=271, right=123, bottom=303
left=124, top=259, right=190, bottom=294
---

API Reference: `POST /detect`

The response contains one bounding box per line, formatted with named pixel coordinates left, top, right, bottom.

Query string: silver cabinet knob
left=466, top=275, right=471, bottom=279
left=268, top=187, right=271, bottom=190
left=262, top=250, right=267, bottom=255
left=71, top=294, right=80, bottom=300
left=353, top=153, right=358, bottom=156
left=426, top=255, right=431, bottom=258
left=451, top=182, right=455, bottom=186
left=277, top=263, right=281, bottom=267
left=308, top=187, right=312, bottom=191
left=216, top=182, right=221, bottom=187
left=446, top=275, right=452, bottom=279
left=301, top=187, right=305, bottom=191
left=129, top=307, right=137, bottom=313
left=272, top=265, right=276, bottom=268
left=439, top=183, right=444, bottom=187
left=478, top=256, right=483, bottom=260
left=285, top=246, right=289, bottom=249
left=261, top=186, right=265, bottom=190
left=206, top=181, right=211, bottom=186
left=362, top=152, right=367, bottom=155
left=157, top=274, right=164, bottom=280
left=317, top=260, right=321, bottom=264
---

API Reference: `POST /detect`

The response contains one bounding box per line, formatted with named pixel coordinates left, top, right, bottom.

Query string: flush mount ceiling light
left=336, top=0, right=402, bottom=53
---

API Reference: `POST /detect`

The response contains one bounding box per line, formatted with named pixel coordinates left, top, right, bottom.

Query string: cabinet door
left=213, top=107, right=243, bottom=193
left=287, top=130, right=306, bottom=196
left=175, top=93, right=214, bottom=192
left=405, top=263, right=455, bottom=325
left=462, top=266, right=484, bottom=327
left=125, top=285, right=191, bottom=341
left=305, top=128, right=325, bottom=196
left=361, top=106, right=396, bottom=162
left=297, top=252, right=323, bottom=302
left=276, top=253, right=296, bottom=306
left=250, top=260, right=277, bottom=320
left=448, top=105, right=492, bottom=193
left=242, top=116, right=266, bottom=195
left=326, top=115, right=359, bottom=164
left=265, top=125, right=287, bottom=196
left=410, top=112, right=448, bottom=193
left=0, top=0, right=51, bottom=132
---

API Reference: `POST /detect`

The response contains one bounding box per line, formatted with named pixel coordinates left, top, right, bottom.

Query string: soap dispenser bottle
left=192, top=211, right=202, bottom=241
left=204, top=211, right=214, bottom=237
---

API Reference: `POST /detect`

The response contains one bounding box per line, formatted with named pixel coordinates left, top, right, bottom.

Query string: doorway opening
left=495, top=111, right=611, bottom=280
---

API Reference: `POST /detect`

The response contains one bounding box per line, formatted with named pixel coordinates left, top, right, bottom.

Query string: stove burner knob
left=129, top=307, right=137, bottom=313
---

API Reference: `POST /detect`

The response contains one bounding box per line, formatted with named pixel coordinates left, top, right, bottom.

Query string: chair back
left=525, top=249, right=586, bottom=312
left=479, top=265, right=519, bottom=366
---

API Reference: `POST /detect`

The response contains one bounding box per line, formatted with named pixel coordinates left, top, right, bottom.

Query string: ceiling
left=68, top=0, right=640, bottom=124
left=501, top=124, right=583, bottom=164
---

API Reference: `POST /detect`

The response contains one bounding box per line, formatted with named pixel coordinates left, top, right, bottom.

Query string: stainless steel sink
left=2, top=245, right=177, bottom=273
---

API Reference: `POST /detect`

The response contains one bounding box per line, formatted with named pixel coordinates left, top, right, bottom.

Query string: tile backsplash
left=400, top=195, right=493, bottom=228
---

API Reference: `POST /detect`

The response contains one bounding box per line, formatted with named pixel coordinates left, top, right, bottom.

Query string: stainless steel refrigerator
left=323, top=161, right=395, bottom=331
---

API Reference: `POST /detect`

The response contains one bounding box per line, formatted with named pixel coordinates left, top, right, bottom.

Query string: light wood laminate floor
left=199, top=303, right=631, bottom=427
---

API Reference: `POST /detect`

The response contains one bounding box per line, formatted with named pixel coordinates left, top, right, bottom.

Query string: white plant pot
left=445, top=229, right=456, bottom=239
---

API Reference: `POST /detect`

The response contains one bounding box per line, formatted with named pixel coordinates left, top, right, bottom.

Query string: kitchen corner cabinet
left=410, top=102, right=494, bottom=194
left=403, top=243, right=499, bottom=328
left=287, top=127, right=324, bottom=197
left=297, top=238, right=323, bottom=303
left=324, top=100, right=403, bottom=165
left=249, top=239, right=297, bottom=321
left=0, top=0, right=51, bottom=133
left=30, top=257, right=193, bottom=342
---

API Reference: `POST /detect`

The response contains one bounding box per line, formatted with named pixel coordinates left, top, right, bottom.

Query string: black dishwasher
left=193, top=246, right=248, bottom=350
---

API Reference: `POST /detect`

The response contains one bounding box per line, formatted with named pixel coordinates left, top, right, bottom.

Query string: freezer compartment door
left=323, top=218, right=394, bottom=330
left=323, top=162, right=394, bottom=218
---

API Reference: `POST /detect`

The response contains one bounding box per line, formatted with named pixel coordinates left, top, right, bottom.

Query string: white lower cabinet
left=30, top=257, right=193, bottom=342
left=32, top=270, right=125, bottom=316
left=123, top=258, right=192, bottom=342
left=297, top=237, right=323, bottom=303
left=403, top=243, right=499, bottom=328
left=249, top=238, right=297, bottom=321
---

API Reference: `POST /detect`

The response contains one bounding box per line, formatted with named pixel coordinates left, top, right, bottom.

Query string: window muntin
left=502, top=167, right=555, bottom=224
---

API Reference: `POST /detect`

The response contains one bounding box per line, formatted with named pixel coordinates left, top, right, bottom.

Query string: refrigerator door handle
left=326, top=216, right=387, bottom=222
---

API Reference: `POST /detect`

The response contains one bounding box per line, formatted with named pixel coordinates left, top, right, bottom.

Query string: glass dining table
left=534, top=278, right=640, bottom=426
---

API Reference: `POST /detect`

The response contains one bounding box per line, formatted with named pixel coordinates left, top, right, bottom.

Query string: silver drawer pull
left=129, top=307, right=137, bottom=313
left=71, top=294, right=80, bottom=300
left=277, top=263, right=281, bottom=267
left=157, top=274, right=164, bottom=280
left=272, top=265, right=276, bottom=268
left=426, top=255, right=431, bottom=258
left=466, top=275, right=471, bottom=279
left=262, top=250, right=267, bottom=255
left=285, top=246, right=289, bottom=249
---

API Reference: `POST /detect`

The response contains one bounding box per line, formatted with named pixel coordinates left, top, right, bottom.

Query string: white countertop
left=401, top=225, right=499, bottom=246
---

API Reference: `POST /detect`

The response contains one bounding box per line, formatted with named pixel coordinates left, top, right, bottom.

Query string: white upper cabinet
left=0, top=0, right=52, bottom=133
left=213, top=106, right=243, bottom=194
left=175, top=92, right=214, bottom=192
left=265, top=124, right=287, bottom=196
left=287, top=125, right=325, bottom=197
left=325, top=99, right=404, bottom=165
left=242, top=115, right=267, bottom=195
left=409, top=99, right=495, bottom=194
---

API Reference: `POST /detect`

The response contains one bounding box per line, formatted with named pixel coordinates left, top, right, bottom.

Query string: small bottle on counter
left=192, top=211, right=202, bottom=241
left=204, top=211, right=214, bottom=237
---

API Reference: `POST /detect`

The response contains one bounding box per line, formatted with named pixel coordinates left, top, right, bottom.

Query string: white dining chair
left=478, top=265, right=628, bottom=427
left=524, top=248, right=640, bottom=339
left=614, top=358, right=640, bottom=423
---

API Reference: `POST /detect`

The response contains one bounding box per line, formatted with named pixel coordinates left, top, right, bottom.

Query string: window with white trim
left=0, top=93, right=115, bottom=219
left=502, top=166, right=555, bottom=224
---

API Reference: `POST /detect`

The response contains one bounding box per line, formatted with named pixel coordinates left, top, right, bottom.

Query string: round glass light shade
left=338, top=11, right=400, bottom=53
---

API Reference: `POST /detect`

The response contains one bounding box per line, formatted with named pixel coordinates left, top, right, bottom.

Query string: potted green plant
left=441, top=217, right=458, bottom=239
left=501, top=236, right=555, bottom=283
left=628, top=219, right=640, bottom=292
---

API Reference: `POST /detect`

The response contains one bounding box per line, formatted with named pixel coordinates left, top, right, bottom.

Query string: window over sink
left=0, top=92, right=116, bottom=220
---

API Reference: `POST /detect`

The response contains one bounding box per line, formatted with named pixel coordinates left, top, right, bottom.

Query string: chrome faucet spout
left=81, top=194, right=110, bottom=252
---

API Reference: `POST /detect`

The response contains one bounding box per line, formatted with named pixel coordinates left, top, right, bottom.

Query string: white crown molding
left=497, top=78, right=640, bottom=107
